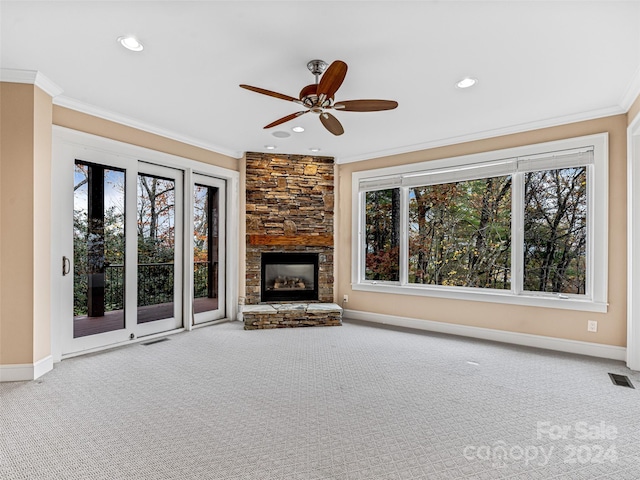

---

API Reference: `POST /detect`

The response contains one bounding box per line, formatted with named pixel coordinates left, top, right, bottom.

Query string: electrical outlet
left=343, top=294, right=349, bottom=303
left=587, top=320, right=598, bottom=333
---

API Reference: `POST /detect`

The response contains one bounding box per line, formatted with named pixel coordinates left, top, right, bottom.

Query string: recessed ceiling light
left=309, top=148, right=321, bottom=153
left=272, top=131, right=291, bottom=138
left=265, top=145, right=276, bottom=150
left=117, top=36, right=144, bottom=52
left=292, top=126, right=305, bottom=133
left=456, top=77, right=478, bottom=89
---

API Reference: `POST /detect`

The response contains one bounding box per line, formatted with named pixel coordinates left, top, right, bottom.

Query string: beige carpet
left=1, top=319, right=639, bottom=479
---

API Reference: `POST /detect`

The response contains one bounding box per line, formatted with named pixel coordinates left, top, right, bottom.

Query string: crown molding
left=53, top=95, right=243, bottom=160
left=0, top=68, right=63, bottom=98
left=336, top=105, right=626, bottom=164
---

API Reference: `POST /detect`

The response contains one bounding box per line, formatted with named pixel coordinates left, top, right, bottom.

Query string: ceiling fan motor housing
left=299, top=84, right=332, bottom=109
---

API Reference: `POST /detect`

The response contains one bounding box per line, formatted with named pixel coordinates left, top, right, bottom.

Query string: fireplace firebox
left=261, top=252, right=319, bottom=302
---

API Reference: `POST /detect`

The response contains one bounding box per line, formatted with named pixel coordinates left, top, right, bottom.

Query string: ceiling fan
left=240, top=59, right=398, bottom=136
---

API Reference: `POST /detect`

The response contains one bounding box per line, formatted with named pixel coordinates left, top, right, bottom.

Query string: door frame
left=51, top=127, right=239, bottom=362
left=628, top=114, right=640, bottom=371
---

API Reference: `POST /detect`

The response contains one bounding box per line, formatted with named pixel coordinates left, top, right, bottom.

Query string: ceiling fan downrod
left=307, top=59, right=328, bottom=84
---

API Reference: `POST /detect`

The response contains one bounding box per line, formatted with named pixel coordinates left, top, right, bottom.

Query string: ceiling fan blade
left=263, top=110, right=309, bottom=129
left=333, top=99, right=398, bottom=112
left=240, top=84, right=302, bottom=104
left=319, top=112, right=344, bottom=136
left=317, top=60, right=348, bottom=105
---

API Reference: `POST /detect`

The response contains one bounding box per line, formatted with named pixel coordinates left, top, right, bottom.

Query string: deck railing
left=136, top=263, right=174, bottom=306
left=193, top=261, right=209, bottom=298
left=75, top=261, right=215, bottom=316
left=104, top=264, right=125, bottom=310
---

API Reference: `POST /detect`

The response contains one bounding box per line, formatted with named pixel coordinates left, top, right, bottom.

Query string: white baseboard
left=0, top=355, right=53, bottom=382
left=344, top=309, right=626, bottom=362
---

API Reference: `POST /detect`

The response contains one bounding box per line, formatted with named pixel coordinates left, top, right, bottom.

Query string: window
left=408, top=176, right=511, bottom=289
left=352, top=134, right=608, bottom=312
left=523, top=167, right=587, bottom=294
left=365, top=189, right=400, bottom=281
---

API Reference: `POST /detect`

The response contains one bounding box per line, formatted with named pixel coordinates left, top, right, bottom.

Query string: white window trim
left=352, top=133, right=608, bottom=313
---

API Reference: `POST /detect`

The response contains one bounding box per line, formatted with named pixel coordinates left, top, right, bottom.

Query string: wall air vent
left=142, top=338, right=170, bottom=346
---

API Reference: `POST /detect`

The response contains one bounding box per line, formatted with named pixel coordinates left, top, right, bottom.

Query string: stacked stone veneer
left=245, top=152, right=338, bottom=328
left=243, top=303, right=342, bottom=330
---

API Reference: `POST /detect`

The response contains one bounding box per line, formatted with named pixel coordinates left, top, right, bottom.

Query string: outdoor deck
left=73, top=297, right=219, bottom=338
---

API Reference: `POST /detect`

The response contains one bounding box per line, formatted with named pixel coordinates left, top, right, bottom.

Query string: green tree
left=365, top=189, right=400, bottom=281
left=408, top=176, right=511, bottom=288
left=523, top=167, right=586, bottom=293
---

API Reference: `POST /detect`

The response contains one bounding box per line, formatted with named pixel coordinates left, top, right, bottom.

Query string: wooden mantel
left=248, top=234, right=333, bottom=247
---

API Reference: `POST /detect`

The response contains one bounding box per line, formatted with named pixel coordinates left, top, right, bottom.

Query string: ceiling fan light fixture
left=456, top=77, right=478, bottom=89
left=117, top=35, right=144, bottom=52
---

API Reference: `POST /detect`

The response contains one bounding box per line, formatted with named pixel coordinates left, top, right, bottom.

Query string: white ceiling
left=2, top=1, right=640, bottom=163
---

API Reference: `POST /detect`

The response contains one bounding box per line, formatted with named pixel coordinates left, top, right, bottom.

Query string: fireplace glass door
left=261, top=253, right=319, bottom=302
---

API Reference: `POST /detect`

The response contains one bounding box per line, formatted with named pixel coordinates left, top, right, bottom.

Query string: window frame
left=351, top=133, right=608, bottom=313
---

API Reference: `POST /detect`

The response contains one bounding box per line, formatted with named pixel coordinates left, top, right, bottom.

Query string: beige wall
left=0, top=83, right=52, bottom=365
left=337, top=115, right=628, bottom=347
left=33, top=87, right=53, bottom=361
left=53, top=106, right=240, bottom=172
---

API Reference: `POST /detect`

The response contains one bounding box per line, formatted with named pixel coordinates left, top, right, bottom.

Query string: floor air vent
left=142, top=338, right=169, bottom=346
left=608, top=373, right=634, bottom=388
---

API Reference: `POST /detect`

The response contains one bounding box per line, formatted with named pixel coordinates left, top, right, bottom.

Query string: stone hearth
left=244, top=152, right=340, bottom=329
left=242, top=303, right=343, bottom=330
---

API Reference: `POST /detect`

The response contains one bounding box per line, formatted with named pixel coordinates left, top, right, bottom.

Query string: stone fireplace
left=244, top=152, right=341, bottom=329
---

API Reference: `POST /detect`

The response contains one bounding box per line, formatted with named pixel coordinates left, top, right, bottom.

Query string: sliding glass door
left=55, top=131, right=231, bottom=357
left=192, top=174, right=226, bottom=324
left=72, top=161, right=126, bottom=339
left=135, top=164, right=184, bottom=336
left=62, top=158, right=184, bottom=354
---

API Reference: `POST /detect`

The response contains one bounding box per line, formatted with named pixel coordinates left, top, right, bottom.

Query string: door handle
left=62, top=256, right=71, bottom=276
